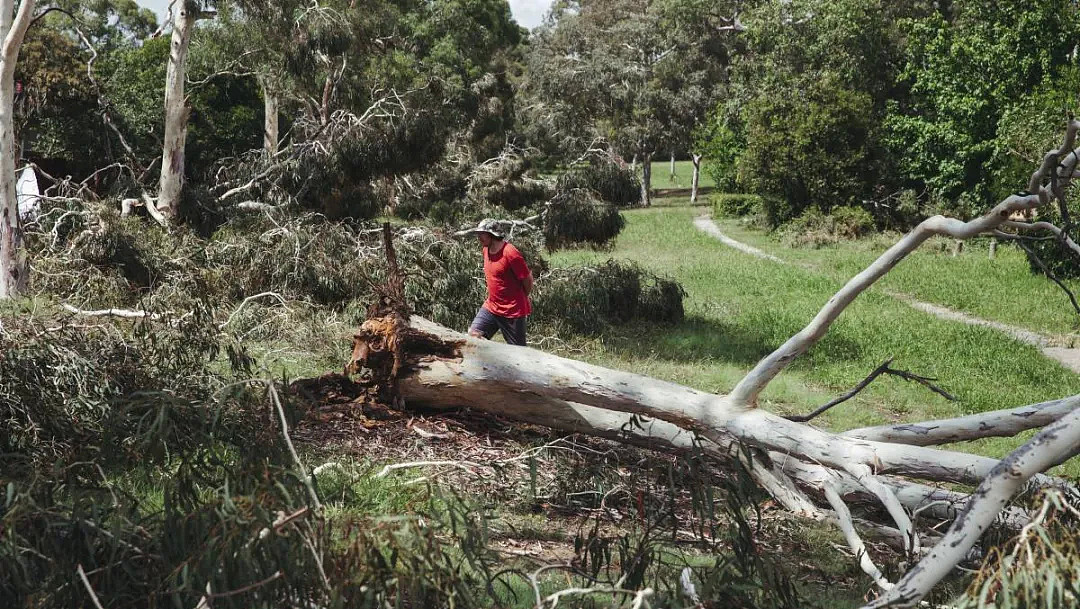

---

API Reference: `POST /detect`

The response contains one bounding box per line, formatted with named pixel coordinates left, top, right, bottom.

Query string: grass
left=644, top=159, right=716, bottom=191
left=547, top=204, right=1080, bottom=477
left=714, top=216, right=1080, bottom=341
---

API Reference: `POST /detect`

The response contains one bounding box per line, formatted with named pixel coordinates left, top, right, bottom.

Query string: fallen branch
left=1017, top=241, right=1080, bottom=314
left=62, top=303, right=157, bottom=320
left=785, top=357, right=955, bottom=423
left=864, top=407, right=1080, bottom=608
left=76, top=564, right=106, bottom=609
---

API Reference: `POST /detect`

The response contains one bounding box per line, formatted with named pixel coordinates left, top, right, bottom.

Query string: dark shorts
left=469, top=306, right=527, bottom=346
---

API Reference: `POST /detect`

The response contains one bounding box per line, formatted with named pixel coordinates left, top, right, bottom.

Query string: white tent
left=16, top=166, right=40, bottom=220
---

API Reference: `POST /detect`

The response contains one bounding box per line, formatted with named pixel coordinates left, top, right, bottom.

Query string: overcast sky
left=133, top=0, right=552, bottom=29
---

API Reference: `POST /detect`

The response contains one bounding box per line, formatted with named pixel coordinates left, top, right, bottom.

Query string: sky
left=133, top=0, right=553, bottom=30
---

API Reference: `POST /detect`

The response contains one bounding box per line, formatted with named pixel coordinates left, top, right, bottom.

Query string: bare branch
left=843, top=394, right=1080, bottom=447
left=76, top=564, right=106, bottom=609
left=62, top=303, right=157, bottom=320
left=823, top=484, right=894, bottom=591
left=865, top=408, right=1080, bottom=608
left=785, top=357, right=955, bottom=423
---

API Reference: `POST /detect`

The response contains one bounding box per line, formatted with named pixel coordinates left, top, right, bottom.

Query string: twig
left=1017, top=242, right=1080, bottom=315
left=219, top=292, right=288, bottom=329
left=204, top=570, right=283, bottom=599
left=62, top=303, right=157, bottom=320
left=267, top=383, right=322, bottom=511
left=76, top=564, right=106, bottom=609
left=785, top=358, right=956, bottom=423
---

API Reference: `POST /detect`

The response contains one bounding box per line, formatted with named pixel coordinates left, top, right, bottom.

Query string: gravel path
left=694, top=215, right=1080, bottom=374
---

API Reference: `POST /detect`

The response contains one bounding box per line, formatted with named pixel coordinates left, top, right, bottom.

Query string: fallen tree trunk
left=349, top=120, right=1080, bottom=604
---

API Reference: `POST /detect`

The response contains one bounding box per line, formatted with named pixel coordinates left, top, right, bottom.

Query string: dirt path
left=694, top=215, right=1080, bottom=374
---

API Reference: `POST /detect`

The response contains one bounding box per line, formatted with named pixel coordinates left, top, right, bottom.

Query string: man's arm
left=522, top=271, right=534, bottom=295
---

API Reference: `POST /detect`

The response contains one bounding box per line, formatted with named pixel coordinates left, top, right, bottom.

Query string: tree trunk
left=320, top=74, right=333, bottom=126
left=640, top=152, right=652, bottom=206
left=157, top=0, right=196, bottom=222
left=988, top=237, right=997, bottom=260
left=669, top=152, right=676, bottom=183
left=630, top=154, right=637, bottom=172
left=0, top=0, right=35, bottom=299
left=261, top=77, right=279, bottom=156
left=690, top=153, right=702, bottom=205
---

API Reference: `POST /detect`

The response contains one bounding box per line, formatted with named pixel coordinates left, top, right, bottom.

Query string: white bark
left=690, top=153, right=702, bottom=204
left=844, top=395, right=1080, bottom=447
left=0, top=0, right=35, bottom=299
left=261, top=77, right=279, bottom=156
left=640, top=152, right=652, bottom=206
left=157, top=0, right=196, bottom=221
left=669, top=152, right=676, bottom=182
left=864, top=408, right=1080, bottom=608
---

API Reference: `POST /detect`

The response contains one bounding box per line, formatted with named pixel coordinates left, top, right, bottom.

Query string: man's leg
left=496, top=315, right=527, bottom=346
left=468, top=306, right=499, bottom=339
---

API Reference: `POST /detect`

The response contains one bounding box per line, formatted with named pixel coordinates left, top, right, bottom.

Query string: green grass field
left=714, top=217, right=1080, bottom=341
left=547, top=204, right=1080, bottom=477
left=644, top=159, right=716, bottom=191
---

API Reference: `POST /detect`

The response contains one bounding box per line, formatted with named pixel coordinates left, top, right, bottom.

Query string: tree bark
left=640, top=151, right=652, bottom=206
left=261, top=77, right=279, bottom=156
left=156, top=0, right=196, bottom=222
left=690, top=153, right=702, bottom=205
left=669, top=152, right=676, bottom=183
left=0, top=0, right=35, bottom=299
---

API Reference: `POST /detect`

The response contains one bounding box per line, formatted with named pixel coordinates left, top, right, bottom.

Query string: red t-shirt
left=483, top=242, right=532, bottom=318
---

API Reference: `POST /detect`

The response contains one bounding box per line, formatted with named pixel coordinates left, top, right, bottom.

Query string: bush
left=712, top=194, right=764, bottom=218
left=557, top=157, right=641, bottom=207
left=533, top=260, right=685, bottom=334
left=544, top=190, right=625, bottom=251
left=779, top=206, right=876, bottom=248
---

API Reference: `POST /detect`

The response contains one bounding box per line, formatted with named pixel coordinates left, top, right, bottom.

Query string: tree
left=1, top=0, right=36, bottom=299
left=352, top=120, right=1080, bottom=606
left=885, top=0, right=1080, bottom=218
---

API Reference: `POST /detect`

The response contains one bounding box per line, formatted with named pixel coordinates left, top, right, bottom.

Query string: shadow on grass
left=598, top=316, right=775, bottom=367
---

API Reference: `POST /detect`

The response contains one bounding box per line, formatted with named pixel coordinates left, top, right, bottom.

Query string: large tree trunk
left=0, top=0, right=34, bottom=299
left=156, top=0, right=196, bottom=222
left=640, top=151, right=652, bottom=206
left=690, top=153, right=702, bottom=205
left=261, top=77, right=280, bottom=156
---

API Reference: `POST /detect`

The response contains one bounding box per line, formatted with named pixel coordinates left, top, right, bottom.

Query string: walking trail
left=693, top=215, right=1080, bottom=374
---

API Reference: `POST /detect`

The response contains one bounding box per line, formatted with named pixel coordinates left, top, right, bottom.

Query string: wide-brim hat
left=454, top=218, right=505, bottom=239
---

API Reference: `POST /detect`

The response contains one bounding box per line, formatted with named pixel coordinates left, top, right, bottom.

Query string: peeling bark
left=0, top=0, right=35, bottom=299
left=640, top=151, right=652, bottom=206
left=156, top=0, right=196, bottom=221
left=261, top=77, right=280, bottom=156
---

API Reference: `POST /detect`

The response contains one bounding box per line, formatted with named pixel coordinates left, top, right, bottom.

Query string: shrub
left=712, top=194, right=764, bottom=218
left=544, top=190, right=625, bottom=251
left=557, top=157, right=641, bottom=207
left=779, top=206, right=875, bottom=248
left=533, top=260, right=685, bottom=334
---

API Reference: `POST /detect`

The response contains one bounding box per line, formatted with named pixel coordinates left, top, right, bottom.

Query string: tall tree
left=0, top=0, right=35, bottom=299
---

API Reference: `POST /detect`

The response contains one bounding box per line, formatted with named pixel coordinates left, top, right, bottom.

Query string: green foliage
left=955, top=490, right=1080, bottom=609
left=557, top=157, right=642, bottom=207
left=104, top=36, right=263, bottom=182
left=544, top=190, right=626, bottom=251
left=534, top=260, right=684, bottom=334
left=885, top=0, right=1080, bottom=217
left=712, top=194, right=764, bottom=219
left=738, top=75, right=880, bottom=226
left=697, top=117, right=743, bottom=193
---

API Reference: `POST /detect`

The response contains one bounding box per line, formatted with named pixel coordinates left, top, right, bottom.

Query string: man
left=456, top=219, right=533, bottom=346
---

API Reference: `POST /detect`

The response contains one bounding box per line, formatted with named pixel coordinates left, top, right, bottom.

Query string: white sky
left=133, top=0, right=552, bottom=30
